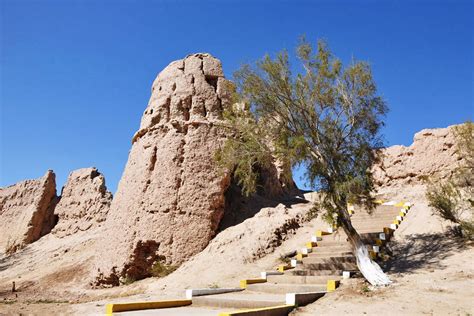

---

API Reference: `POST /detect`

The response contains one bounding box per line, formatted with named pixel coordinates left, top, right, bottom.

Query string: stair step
left=191, top=291, right=285, bottom=309
left=246, top=283, right=326, bottom=294
left=290, top=269, right=349, bottom=276
left=353, top=227, right=390, bottom=233
left=351, top=219, right=398, bottom=225
left=310, top=245, right=352, bottom=251
left=352, top=218, right=398, bottom=224
left=303, top=256, right=356, bottom=264
left=351, top=208, right=402, bottom=215
left=313, top=240, right=349, bottom=246
left=351, top=213, right=401, bottom=220
left=304, top=251, right=353, bottom=258
left=302, top=262, right=358, bottom=270
left=267, top=275, right=342, bottom=284
left=353, top=205, right=401, bottom=212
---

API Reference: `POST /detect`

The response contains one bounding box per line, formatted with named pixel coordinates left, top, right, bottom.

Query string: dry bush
left=426, top=122, right=474, bottom=240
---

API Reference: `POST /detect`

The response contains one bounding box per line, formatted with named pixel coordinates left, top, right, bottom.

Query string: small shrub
left=4, top=238, right=21, bottom=255
left=208, top=283, right=220, bottom=289
left=361, top=284, right=371, bottom=293
left=121, top=276, right=136, bottom=285
left=91, top=267, right=120, bottom=288
left=278, top=255, right=291, bottom=264
left=149, top=261, right=177, bottom=278
left=426, top=181, right=461, bottom=223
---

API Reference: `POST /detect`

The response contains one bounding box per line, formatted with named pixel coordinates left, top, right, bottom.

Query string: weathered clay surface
left=0, top=170, right=58, bottom=252
left=373, top=125, right=461, bottom=187
left=52, top=168, right=112, bottom=237
left=94, top=53, right=294, bottom=284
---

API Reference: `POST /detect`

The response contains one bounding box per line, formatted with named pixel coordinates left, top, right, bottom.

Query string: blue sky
left=1, top=0, right=473, bottom=193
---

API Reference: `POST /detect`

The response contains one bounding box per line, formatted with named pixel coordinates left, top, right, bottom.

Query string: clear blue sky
left=1, top=0, right=473, bottom=193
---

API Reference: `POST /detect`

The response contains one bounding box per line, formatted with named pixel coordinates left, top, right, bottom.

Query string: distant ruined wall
left=373, top=125, right=462, bottom=188
left=52, top=167, right=112, bottom=237
left=94, top=53, right=296, bottom=285
left=0, top=170, right=58, bottom=252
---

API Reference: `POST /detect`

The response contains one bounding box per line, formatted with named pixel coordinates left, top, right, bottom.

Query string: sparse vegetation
left=149, top=261, right=177, bottom=278
left=361, top=284, right=371, bottom=293
left=121, top=276, right=136, bottom=285
left=26, top=299, right=70, bottom=304
left=426, top=122, right=474, bottom=240
left=4, top=237, right=21, bottom=255
left=208, top=282, right=220, bottom=289
left=278, top=254, right=291, bottom=264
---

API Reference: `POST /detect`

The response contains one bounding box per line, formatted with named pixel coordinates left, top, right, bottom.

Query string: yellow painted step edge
left=276, top=264, right=293, bottom=273
left=240, top=278, right=266, bottom=289
left=218, top=304, right=295, bottom=316
left=327, top=279, right=339, bottom=292
left=316, top=230, right=331, bottom=237
left=369, top=250, right=377, bottom=260
left=383, top=227, right=393, bottom=235
left=296, top=253, right=307, bottom=261
left=105, top=299, right=192, bottom=314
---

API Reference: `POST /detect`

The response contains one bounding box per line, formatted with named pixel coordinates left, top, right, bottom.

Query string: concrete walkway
left=114, top=306, right=237, bottom=315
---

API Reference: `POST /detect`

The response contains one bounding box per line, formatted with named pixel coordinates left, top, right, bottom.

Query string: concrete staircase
left=109, top=200, right=412, bottom=316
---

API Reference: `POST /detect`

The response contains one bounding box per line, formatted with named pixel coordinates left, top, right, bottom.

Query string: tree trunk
left=338, top=203, right=392, bottom=286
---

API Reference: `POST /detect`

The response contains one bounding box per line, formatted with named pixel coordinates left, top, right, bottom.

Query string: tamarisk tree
left=216, top=38, right=391, bottom=285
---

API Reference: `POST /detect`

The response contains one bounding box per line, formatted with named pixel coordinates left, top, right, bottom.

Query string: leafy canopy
left=216, top=38, right=387, bottom=213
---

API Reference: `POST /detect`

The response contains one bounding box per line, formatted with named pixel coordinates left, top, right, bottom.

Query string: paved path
left=114, top=306, right=237, bottom=315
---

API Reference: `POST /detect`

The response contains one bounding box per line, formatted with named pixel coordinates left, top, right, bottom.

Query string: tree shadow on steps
left=382, top=231, right=470, bottom=274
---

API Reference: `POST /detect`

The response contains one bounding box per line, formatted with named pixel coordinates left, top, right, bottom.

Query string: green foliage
left=305, top=203, right=321, bottom=221
left=121, top=276, right=136, bottom=285
left=426, top=122, right=474, bottom=240
left=454, top=121, right=474, bottom=172
left=208, top=282, right=220, bottom=289
left=361, top=284, right=371, bottom=293
left=322, top=211, right=338, bottom=227
left=149, top=261, right=177, bottom=278
left=217, top=36, right=387, bottom=222
left=426, top=181, right=461, bottom=222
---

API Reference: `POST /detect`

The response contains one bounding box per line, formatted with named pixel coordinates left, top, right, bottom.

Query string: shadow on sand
left=383, top=231, right=471, bottom=274
left=217, top=180, right=309, bottom=232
